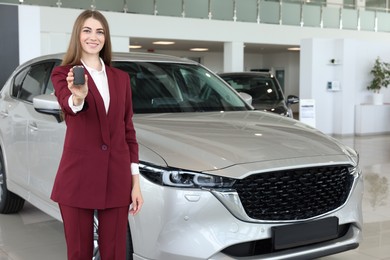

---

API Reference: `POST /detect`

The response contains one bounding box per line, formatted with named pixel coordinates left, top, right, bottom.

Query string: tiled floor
left=319, top=134, right=390, bottom=260
left=0, top=134, right=389, bottom=260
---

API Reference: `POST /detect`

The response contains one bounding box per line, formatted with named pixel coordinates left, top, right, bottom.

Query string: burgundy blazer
left=50, top=64, right=139, bottom=209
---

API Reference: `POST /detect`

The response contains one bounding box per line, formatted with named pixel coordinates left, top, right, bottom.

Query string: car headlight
left=341, top=146, right=361, bottom=178
left=139, top=162, right=236, bottom=189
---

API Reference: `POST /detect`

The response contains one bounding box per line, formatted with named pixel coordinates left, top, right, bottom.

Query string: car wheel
left=92, top=211, right=134, bottom=260
left=0, top=148, right=25, bottom=214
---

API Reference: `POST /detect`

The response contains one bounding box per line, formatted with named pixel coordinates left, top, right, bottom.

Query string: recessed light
left=129, top=45, right=142, bottom=49
left=153, top=41, right=175, bottom=45
left=190, top=48, right=209, bottom=52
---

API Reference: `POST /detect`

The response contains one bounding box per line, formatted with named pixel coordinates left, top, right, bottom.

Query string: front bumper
left=129, top=173, right=363, bottom=260
left=209, top=225, right=360, bottom=259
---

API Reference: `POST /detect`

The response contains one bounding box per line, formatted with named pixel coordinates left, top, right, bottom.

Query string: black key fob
left=73, top=66, right=85, bottom=85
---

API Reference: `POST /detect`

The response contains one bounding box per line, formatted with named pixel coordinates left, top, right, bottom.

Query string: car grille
left=233, top=165, right=354, bottom=221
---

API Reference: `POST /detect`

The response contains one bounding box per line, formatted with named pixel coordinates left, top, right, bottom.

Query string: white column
left=223, top=41, right=244, bottom=72
left=19, top=5, right=41, bottom=64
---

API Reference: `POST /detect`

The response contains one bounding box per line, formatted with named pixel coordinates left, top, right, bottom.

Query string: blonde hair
left=62, top=10, right=112, bottom=66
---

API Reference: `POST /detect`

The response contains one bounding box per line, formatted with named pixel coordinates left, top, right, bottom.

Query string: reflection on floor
left=0, top=203, right=65, bottom=259
left=320, top=134, right=390, bottom=260
left=0, top=135, right=389, bottom=260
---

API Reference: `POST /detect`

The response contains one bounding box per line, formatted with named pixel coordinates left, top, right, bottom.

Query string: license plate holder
left=272, top=217, right=339, bottom=250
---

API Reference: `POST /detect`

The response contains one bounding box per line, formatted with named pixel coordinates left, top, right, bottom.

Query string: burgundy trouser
left=59, top=204, right=129, bottom=260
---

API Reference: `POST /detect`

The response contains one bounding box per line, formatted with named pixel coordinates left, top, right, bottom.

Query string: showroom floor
left=0, top=134, right=389, bottom=260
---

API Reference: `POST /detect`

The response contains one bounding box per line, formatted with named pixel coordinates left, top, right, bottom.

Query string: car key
left=73, top=66, right=85, bottom=85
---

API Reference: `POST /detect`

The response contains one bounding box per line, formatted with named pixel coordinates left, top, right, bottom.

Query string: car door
left=0, top=66, right=31, bottom=199
left=24, top=61, right=66, bottom=210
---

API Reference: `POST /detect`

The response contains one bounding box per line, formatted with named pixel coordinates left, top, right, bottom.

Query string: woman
left=51, top=10, right=143, bottom=260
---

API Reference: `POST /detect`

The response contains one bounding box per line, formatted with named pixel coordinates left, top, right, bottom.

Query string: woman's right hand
left=67, top=68, right=88, bottom=106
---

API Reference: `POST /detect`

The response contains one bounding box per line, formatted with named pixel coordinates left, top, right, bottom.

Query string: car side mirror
left=33, top=94, right=63, bottom=123
left=287, top=95, right=299, bottom=105
left=239, top=92, right=253, bottom=105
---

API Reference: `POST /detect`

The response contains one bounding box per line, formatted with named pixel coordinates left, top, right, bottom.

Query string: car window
left=45, top=60, right=62, bottom=95
left=221, top=75, right=284, bottom=101
left=11, top=68, right=28, bottom=98
left=16, top=62, right=55, bottom=102
left=113, top=61, right=249, bottom=113
left=45, top=75, right=55, bottom=95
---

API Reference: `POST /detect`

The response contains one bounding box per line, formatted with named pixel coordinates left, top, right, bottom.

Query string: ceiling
left=129, top=37, right=300, bottom=54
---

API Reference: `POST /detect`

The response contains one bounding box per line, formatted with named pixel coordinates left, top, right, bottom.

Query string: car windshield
left=113, top=61, right=249, bottom=114
left=220, top=74, right=284, bottom=102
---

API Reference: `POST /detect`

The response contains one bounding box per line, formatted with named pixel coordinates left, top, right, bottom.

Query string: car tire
left=92, top=211, right=134, bottom=260
left=0, top=148, right=25, bottom=214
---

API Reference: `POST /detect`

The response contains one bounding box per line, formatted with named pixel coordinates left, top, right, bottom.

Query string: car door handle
left=0, top=110, right=8, bottom=117
left=28, top=122, right=38, bottom=131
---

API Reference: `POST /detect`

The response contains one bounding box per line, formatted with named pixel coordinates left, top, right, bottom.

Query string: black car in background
left=219, top=71, right=299, bottom=117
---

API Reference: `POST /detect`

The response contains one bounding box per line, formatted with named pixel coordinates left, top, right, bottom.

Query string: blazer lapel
left=105, top=66, right=117, bottom=117
left=85, top=70, right=111, bottom=145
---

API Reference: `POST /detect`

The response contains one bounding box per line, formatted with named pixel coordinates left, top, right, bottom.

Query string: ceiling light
left=129, top=45, right=142, bottom=49
left=288, top=47, right=300, bottom=51
left=153, top=41, right=175, bottom=45
left=190, top=48, right=209, bottom=52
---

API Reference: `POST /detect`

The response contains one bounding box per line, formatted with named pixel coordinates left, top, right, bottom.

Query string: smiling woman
left=50, top=10, right=143, bottom=260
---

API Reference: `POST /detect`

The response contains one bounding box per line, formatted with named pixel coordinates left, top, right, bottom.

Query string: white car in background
left=0, top=52, right=362, bottom=260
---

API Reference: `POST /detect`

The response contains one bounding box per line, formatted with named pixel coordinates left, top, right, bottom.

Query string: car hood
left=134, top=111, right=353, bottom=175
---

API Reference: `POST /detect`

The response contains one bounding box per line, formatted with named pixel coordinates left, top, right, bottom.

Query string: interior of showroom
left=1, top=1, right=390, bottom=136
left=1, top=2, right=390, bottom=260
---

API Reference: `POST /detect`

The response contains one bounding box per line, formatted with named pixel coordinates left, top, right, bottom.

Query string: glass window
left=366, top=0, right=387, bottom=9
left=113, top=61, right=250, bottom=113
left=45, top=76, right=55, bottom=95
left=344, top=0, right=356, bottom=9
left=18, top=62, right=54, bottom=102
left=221, top=74, right=284, bottom=103
left=11, top=68, right=28, bottom=98
left=46, top=60, right=62, bottom=95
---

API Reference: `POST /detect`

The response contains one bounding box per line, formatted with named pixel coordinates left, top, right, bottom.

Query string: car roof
left=218, top=71, right=273, bottom=77
left=20, top=52, right=199, bottom=67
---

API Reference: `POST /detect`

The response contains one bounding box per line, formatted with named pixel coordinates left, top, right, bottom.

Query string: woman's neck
left=81, top=55, right=102, bottom=71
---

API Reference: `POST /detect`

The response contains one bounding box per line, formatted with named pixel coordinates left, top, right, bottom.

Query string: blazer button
left=101, top=144, right=108, bottom=151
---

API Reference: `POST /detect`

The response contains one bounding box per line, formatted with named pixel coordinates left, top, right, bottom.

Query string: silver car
left=0, top=53, right=363, bottom=260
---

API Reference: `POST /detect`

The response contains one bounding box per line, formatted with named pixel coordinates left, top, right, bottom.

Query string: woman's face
left=79, top=17, right=105, bottom=57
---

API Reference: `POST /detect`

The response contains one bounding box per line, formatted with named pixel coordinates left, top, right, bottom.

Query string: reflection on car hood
left=252, top=100, right=287, bottom=114
left=134, top=111, right=349, bottom=173
left=253, top=100, right=285, bottom=109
